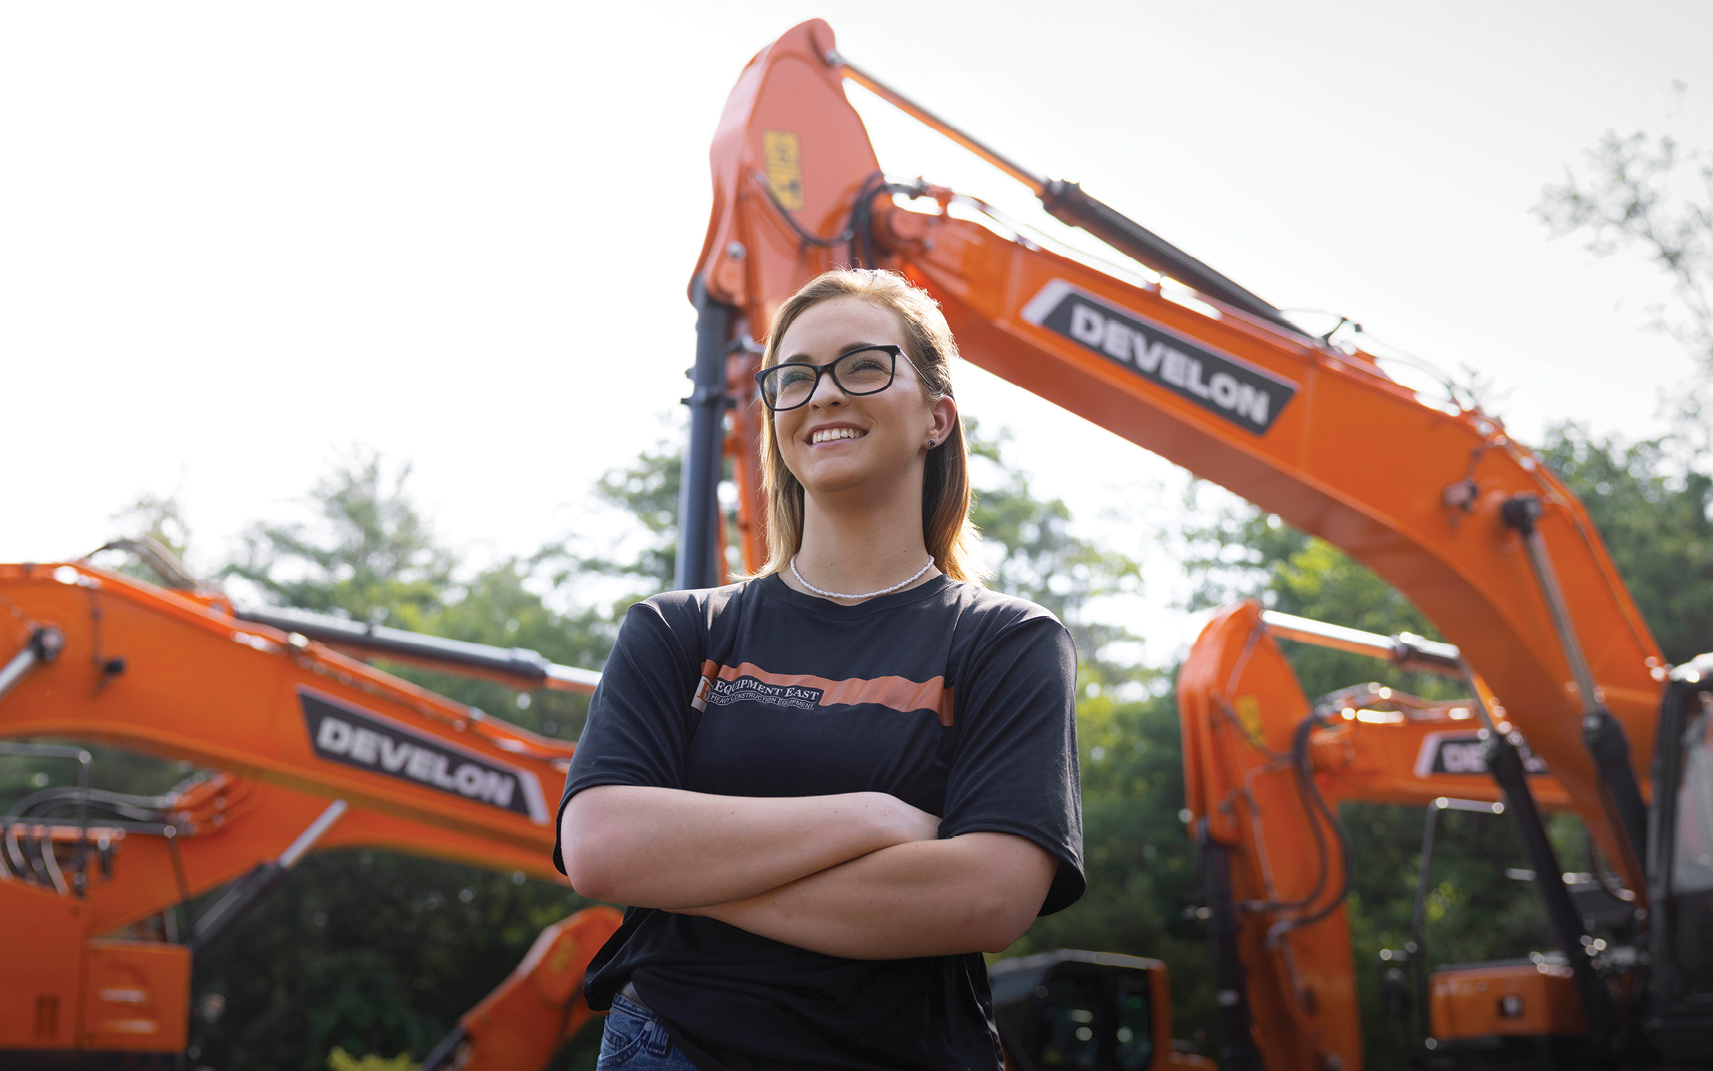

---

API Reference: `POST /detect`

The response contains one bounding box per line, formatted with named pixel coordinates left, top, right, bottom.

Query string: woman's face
left=771, top=295, right=954, bottom=500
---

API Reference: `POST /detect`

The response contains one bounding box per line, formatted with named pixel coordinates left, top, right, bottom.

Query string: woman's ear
left=927, top=395, right=958, bottom=450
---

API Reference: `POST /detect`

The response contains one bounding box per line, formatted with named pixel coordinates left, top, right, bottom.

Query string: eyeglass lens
left=763, top=348, right=896, bottom=410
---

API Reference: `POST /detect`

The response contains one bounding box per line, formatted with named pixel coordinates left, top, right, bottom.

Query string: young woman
left=554, top=269, right=1084, bottom=1071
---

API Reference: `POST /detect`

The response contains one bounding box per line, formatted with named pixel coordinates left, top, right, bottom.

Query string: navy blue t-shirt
left=553, top=573, right=1083, bottom=1071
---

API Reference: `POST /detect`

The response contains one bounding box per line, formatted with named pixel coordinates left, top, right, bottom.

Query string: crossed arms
left=559, top=785, right=1057, bottom=959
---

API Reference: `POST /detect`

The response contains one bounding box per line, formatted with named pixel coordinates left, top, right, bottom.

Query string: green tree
left=967, top=421, right=1149, bottom=689
left=110, top=491, right=194, bottom=566
left=583, top=438, right=684, bottom=591
left=225, top=452, right=455, bottom=624
left=1539, top=421, right=1713, bottom=664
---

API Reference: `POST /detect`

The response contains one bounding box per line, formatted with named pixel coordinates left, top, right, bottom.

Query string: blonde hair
left=757, top=269, right=985, bottom=583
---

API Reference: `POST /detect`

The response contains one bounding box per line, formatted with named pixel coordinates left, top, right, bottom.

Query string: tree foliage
left=583, top=439, right=684, bottom=591
left=225, top=453, right=455, bottom=624
left=1539, top=424, right=1713, bottom=665
left=967, top=421, right=1149, bottom=688
left=1539, top=127, right=1713, bottom=373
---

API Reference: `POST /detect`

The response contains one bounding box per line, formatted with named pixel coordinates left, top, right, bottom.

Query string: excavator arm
left=0, top=560, right=621, bottom=1066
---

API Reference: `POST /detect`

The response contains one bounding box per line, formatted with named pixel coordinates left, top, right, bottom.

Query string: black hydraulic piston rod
left=676, top=277, right=735, bottom=591
left=190, top=799, right=347, bottom=955
left=1196, top=824, right=1262, bottom=1071
left=1038, top=180, right=1310, bottom=340
left=1481, top=722, right=1616, bottom=1038
left=234, top=607, right=599, bottom=693
left=0, top=625, right=64, bottom=704
left=1502, top=493, right=1650, bottom=878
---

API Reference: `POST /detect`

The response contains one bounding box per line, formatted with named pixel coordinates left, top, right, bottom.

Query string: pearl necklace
left=790, top=556, right=935, bottom=601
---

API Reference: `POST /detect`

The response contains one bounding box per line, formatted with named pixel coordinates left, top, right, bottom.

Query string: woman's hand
left=880, top=795, right=942, bottom=845
left=560, top=786, right=940, bottom=909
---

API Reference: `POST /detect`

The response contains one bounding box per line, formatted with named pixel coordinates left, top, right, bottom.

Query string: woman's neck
left=789, top=480, right=937, bottom=601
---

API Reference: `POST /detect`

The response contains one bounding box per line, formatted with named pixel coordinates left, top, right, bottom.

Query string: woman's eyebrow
left=785, top=342, right=888, bottom=362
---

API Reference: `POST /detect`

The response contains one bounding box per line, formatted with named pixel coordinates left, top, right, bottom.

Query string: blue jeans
left=596, top=994, right=702, bottom=1071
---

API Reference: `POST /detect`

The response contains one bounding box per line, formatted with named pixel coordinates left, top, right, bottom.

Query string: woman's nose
left=807, top=369, right=848, bottom=407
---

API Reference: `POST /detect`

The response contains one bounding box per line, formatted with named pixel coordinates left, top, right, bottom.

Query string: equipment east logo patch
left=299, top=687, right=548, bottom=823
left=1021, top=279, right=1298, bottom=435
left=706, top=675, right=824, bottom=711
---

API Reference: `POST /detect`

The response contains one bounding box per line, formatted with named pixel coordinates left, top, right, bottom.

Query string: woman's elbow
left=957, top=874, right=1045, bottom=953
left=972, top=896, right=1040, bottom=954
left=954, top=836, right=1057, bottom=953
left=560, top=830, right=619, bottom=901
left=560, top=798, right=627, bottom=901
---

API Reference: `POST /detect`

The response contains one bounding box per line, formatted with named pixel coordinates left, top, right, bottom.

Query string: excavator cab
left=1647, top=652, right=1713, bottom=1062
left=988, top=949, right=1210, bottom=1071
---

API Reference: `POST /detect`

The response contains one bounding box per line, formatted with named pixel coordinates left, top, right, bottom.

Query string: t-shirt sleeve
left=551, top=595, right=702, bottom=874
left=939, top=610, right=1085, bottom=915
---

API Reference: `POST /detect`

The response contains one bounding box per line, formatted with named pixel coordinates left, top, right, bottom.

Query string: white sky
left=4, top=1, right=1709, bottom=660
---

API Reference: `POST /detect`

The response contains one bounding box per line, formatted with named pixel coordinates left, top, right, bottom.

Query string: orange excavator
left=0, top=544, right=622, bottom=1068
left=664, top=18, right=1712, bottom=1069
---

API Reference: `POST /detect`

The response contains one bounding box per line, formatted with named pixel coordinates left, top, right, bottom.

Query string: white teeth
left=811, top=427, right=863, bottom=444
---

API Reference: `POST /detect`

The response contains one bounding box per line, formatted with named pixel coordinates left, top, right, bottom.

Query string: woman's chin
left=797, top=463, right=893, bottom=499
left=799, top=473, right=867, bottom=498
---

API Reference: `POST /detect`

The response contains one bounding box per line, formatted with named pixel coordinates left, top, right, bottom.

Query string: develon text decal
left=1414, top=730, right=1549, bottom=778
left=299, top=688, right=549, bottom=824
left=1021, top=279, right=1297, bottom=435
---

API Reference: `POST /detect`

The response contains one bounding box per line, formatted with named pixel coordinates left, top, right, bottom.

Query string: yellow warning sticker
left=1234, top=695, right=1266, bottom=746
left=762, top=130, right=805, bottom=211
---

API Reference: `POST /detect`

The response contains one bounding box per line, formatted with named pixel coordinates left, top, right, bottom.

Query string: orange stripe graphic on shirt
left=692, top=660, right=954, bottom=726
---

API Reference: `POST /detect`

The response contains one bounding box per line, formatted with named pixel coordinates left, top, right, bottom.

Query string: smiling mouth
left=810, top=427, right=866, bottom=444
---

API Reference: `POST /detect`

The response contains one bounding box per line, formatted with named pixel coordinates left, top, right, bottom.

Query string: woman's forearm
left=559, top=785, right=939, bottom=908
left=681, top=832, right=1057, bottom=959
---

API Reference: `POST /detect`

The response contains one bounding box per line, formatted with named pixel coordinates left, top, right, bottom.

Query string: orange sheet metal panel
left=1430, top=961, right=1586, bottom=1039
left=0, top=883, right=85, bottom=1051
left=80, top=940, right=190, bottom=1053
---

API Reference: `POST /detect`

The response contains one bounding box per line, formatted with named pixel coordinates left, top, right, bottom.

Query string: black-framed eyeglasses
left=753, top=344, right=916, bottom=412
